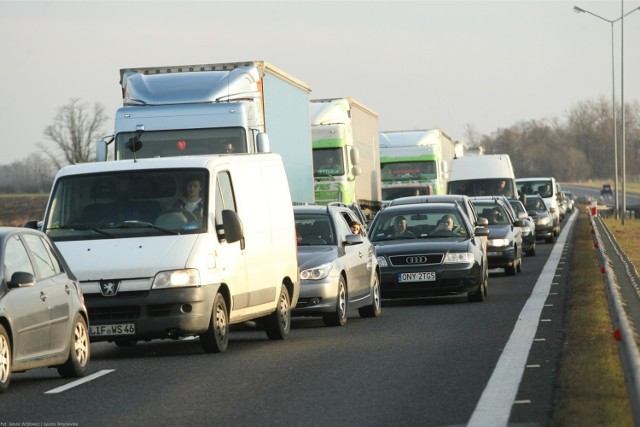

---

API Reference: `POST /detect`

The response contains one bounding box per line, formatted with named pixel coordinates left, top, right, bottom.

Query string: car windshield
left=517, top=180, right=553, bottom=198
left=475, top=204, right=510, bottom=225
left=295, top=215, right=335, bottom=245
left=525, top=197, right=546, bottom=212
left=44, top=169, right=208, bottom=241
left=369, top=210, right=467, bottom=241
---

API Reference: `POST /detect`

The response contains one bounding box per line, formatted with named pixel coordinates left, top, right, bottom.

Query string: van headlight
left=152, top=269, right=200, bottom=289
left=301, top=262, right=332, bottom=280
left=444, top=252, right=474, bottom=264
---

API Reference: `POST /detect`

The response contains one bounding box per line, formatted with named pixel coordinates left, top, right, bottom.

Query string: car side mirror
left=476, top=217, right=489, bottom=227
left=8, top=271, right=36, bottom=289
left=474, top=227, right=490, bottom=237
left=345, top=234, right=364, bottom=245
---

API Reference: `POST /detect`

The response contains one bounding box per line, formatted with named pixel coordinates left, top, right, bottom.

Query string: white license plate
left=90, top=323, right=136, bottom=336
left=398, top=272, right=436, bottom=283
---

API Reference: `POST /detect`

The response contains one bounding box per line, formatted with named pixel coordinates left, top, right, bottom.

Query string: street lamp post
left=573, top=4, right=640, bottom=221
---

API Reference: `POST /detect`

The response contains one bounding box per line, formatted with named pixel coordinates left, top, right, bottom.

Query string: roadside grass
left=551, top=207, right=634, bottom=426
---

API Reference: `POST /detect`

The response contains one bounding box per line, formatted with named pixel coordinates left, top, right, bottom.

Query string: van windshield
left=449, top=179, right=515, bottom=198
left=44, top=169, right=208, bottom=241
left=516, top=180, right=553, bottom=198
left=115, top=127, right=246, bottom=159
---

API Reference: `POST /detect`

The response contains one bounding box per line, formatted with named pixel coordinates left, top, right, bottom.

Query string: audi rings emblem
left=405, top=256, right=428, bottom=264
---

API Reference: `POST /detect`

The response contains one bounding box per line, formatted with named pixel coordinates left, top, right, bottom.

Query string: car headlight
left=377, top=256, right=389, bottom=268
left=538, top=216, right=550, bottom=225
left=152, top=269, right=200, bottom=289
left=301, top=262, right=332, bottom=280
left=488, top=238, right=510, bottom=247
left=444, top=252, right=474, bottom=264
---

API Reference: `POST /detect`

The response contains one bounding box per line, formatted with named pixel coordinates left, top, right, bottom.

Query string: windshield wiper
left=48, top=224, right=116, bottom=238
left=106, top=220, right=181, bottom=235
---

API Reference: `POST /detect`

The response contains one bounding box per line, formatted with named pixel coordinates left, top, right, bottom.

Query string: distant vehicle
left=516, top=177, right=561, bottom=238
left=564, top=191, right=576, bottom=212
left=471, top=196, right=525, bottom=276
left=293, top=204, right=381, bottom=326
left=0, top=227, right=90, bottom=393
left=368, top=203, right=490, bottom=302
left=447, top=154, right=518, bottom=200
left=524, top=194, right=556, bottom=243
left=508, top=199, right=536, bottom=257
left=601, top=184, right=613, bottom=195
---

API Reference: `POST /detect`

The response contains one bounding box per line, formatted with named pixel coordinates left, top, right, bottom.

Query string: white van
left=41, top=153, right=299, bottom=353
left=447, top=154, right=518, bottom=200
left=515, top=177, right=561, bottom=237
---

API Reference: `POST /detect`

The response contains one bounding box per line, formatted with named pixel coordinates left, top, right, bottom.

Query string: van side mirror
left=222, top=209, right=245, bottom=248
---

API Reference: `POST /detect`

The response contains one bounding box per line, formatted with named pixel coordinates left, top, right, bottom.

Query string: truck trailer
left=310, top=98, right=381, bottom=213
left=379, top=129, right=456, bottom=200
left=96, top=60, right=314, bottom=205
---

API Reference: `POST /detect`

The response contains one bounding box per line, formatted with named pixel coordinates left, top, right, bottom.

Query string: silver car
left=0, top=227, right=90, bottom=393
left=293, top=205, right=381, bottom=326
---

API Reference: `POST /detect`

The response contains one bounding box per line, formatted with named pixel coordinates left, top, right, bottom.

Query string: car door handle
left=40, top=291, right=47, bottom=301
left=65, top=284, right=71, bottom=294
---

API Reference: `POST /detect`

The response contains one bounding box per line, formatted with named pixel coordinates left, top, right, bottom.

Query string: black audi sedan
left=368, top=203, right=490, bottom=302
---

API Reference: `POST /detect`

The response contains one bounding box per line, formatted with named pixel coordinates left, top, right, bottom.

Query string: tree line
left=1, top=97, right=639, bottom=194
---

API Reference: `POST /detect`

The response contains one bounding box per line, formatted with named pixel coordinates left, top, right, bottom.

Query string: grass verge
left=551, top=207, right=634, bottom=426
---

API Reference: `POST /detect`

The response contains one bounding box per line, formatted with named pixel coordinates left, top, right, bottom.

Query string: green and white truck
left=310, top=98, right=381, bottom=214
left=379, top=129, right=456, bottom=200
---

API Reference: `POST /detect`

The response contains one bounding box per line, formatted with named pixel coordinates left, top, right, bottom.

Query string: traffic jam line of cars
left=1, top=188, right=566, bottom=392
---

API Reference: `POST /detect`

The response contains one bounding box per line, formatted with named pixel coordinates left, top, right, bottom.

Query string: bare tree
left=39, top=98, right=109, bottom=168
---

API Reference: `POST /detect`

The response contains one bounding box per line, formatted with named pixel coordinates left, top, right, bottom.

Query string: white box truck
left=310, top=98, right=381, bottom=214
left=40, top=153, right=300, bottom=353
left=96, top=60, right=314, bottom=205
left=379, top=129, right=456, bottom=200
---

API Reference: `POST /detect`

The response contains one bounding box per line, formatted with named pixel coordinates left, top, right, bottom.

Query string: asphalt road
left=0, top=212, right=578, bottom=427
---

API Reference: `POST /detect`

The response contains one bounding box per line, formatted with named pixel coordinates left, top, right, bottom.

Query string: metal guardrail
left=589, top=206, right=640, bottom=426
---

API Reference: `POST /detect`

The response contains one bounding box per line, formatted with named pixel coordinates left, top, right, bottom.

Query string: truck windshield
left=313, top=148, right=344, bottom=176
left=115, top=127, right=246, bottom=159
left=44, top=169, right=208, bottom=241
left=381, top=161, right=436, bottom=182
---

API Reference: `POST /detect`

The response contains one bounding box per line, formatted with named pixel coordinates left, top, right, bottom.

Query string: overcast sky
left=1, top=0, right=640, bottom=165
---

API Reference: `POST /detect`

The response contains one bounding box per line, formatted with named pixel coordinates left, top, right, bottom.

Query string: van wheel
left=200, top=292, right=229, bottom=353
left=57, top=315, right=90, bottom=378
left=324, top=276, right=348, bottom=326
left=265, top=286, right=291, bottom=340
left=359, top=273, right=381, bottom=318
left=0, top=325, right=11, bottom=393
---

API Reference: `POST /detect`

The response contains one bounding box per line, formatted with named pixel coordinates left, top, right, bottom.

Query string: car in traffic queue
left=368, top=203, right=490, bottom=302
left=0, top=227, right=90, bottom=393
left=508, top=198, right=536, bottom=256
left=293, top=204, right=381, bottom=326
left=563, top=191, right=575, bottom=213
left=524, top=194, right=556, bottom=243
left=470, top=196, right=525, bottom=276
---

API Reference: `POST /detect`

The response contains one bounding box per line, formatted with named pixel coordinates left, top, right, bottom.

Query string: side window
left=214, top=171, right=237, bottom=241
left=23, top=234, right=62, bottom=279
left=4, top=235, right=35, bottom=281
left=335, top=213, right=352, bottom=241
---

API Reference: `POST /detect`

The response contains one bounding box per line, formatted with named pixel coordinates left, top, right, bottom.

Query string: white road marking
left=467, top=210, right=577, bottom=427
left=45, top=369, right=115, bottom=394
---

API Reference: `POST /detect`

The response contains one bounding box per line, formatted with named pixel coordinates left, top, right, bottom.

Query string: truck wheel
left=324, top=276, right=348, bottom=326
left=200, top=292, right=229, bottom=353
left=0, top=325, right=11, bottom=393
left=265, top=286, right=291, bottom=340
left=57, top=315, right=90, bottom=378
left=358, top=273, right=381, bottom=318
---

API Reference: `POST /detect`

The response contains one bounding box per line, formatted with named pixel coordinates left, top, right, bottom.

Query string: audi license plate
left=399, top=272, right=436, bottom=283
left=90, top=324, right=135, bottom=336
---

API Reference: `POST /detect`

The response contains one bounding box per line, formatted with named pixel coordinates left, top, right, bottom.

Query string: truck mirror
left=96, top=138, right=109, bottom=162
left=222, top=209, right=245, bottom=249
left=350, top=147, right=360, bottom=166
left=351, top=165, right=362, bottom=177
left=257, top=133, right=270, bottom=153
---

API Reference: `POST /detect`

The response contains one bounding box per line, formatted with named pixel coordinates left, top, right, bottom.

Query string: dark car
left=368, top=203, right=490, bottom=302
left=0, top=227, right=90, bottom=393
left=293, top=205, right=381, bottom=326
left=508, top=198, right=536, bottom=256
left=525, top=194, right=556, bottom=243
left=601, top=184, right=613, bottom=195
left=471, top=196, right=525, bottom=276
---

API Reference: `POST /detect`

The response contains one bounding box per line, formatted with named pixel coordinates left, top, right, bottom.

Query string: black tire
left=505, top=263, right=517, bottom=276
left=517, top=257, right=523, bottom=273
left=324, top=276, right=348, bottom=326
left=265, top=286, right=291, bottom=340
left=526, top=244, right=536, bottom=257
left=0, top=324, right=11, bottom=393
left=57, top=315, right=90, bottom=378
left=200, top=292, right=229, bottom=353
left=545, top=235, right=555, bottom=243
left=359, top=272, right=382, bottom=318
left=468, top=264, right=488, bottom=302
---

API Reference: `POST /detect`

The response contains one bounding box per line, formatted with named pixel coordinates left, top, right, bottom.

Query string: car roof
left=389, top=194, right=470, bottom=206
left=293, top=204, right=351, bottom=216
